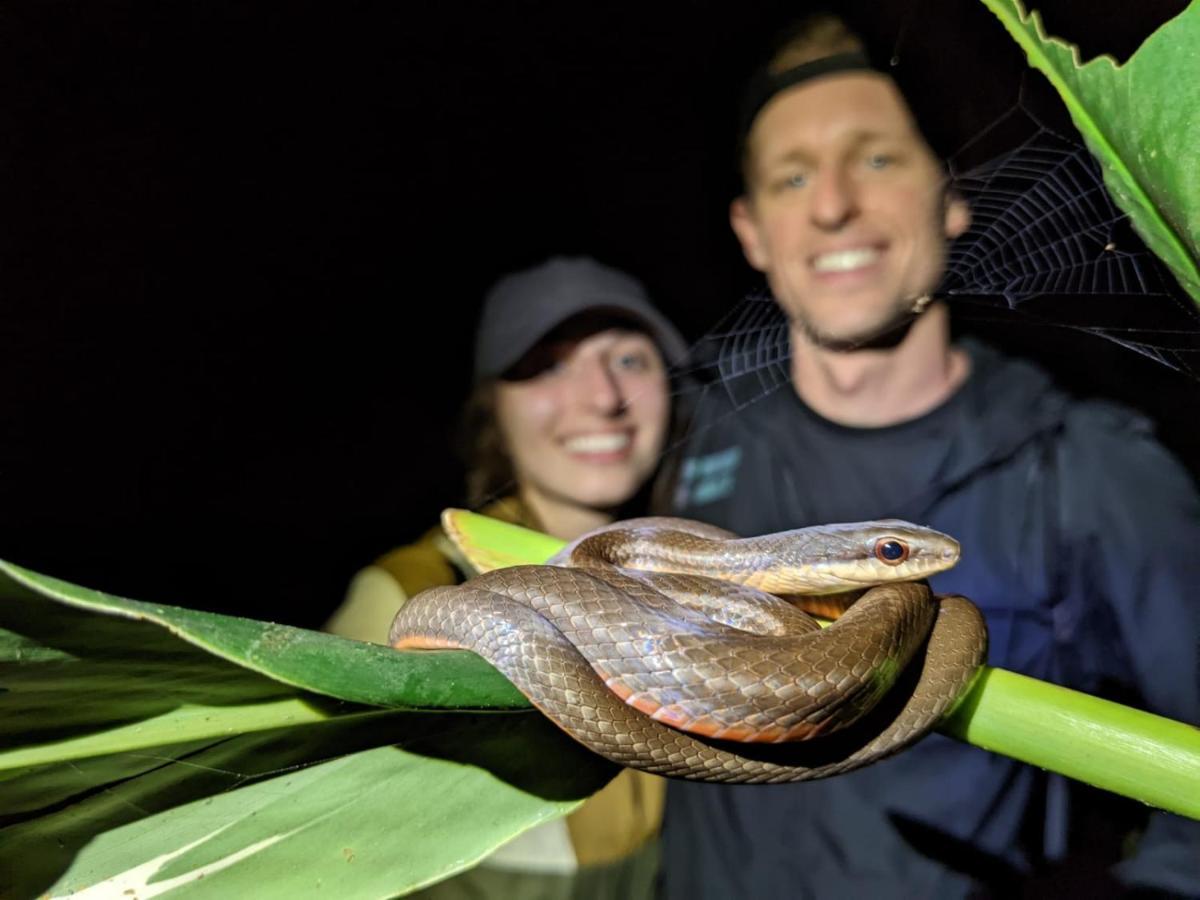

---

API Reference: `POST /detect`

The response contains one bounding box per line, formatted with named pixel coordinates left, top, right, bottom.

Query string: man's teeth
left=813, top=247, right=881, bottom=273
left=564, top=433, right=631, bottom=453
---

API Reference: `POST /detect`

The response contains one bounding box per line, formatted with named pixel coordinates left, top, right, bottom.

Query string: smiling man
left=728, top=24, right=972, bottom=428
left=665, top=13, right=1200, bottom=899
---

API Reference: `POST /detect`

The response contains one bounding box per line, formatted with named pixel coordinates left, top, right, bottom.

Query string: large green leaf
left=2, top=560, right=527, bottom=710
left=4, top=716, right=610, bottom=899
left=0, top=561, right=612, bottom=898
left=981, top=0, right=1200, bottom=305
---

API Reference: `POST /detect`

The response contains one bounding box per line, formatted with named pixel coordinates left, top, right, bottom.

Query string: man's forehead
left=749, top=73, right=924, bottom=165
left=756, top=73, right=916, bottom=140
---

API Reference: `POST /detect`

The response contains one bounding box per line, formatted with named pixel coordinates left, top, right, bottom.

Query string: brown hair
left=739, top=13, right=868, bottom=186
left=458, top=379, right=513, bottom=510
left=764, top=13, right=865, bottom=74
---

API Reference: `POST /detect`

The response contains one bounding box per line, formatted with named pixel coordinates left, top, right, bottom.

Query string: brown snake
left=389, top=517, right=987, bottom=783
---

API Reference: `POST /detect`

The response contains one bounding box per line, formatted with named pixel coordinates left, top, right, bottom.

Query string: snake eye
left=875, top=538, right=909, bottom=565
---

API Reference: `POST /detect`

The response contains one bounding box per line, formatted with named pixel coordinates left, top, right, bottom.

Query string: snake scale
left=389, top=516, right=987, bottom=783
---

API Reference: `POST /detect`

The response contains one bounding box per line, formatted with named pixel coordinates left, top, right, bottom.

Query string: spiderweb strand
left=944, top=124, right=1163, bottom=301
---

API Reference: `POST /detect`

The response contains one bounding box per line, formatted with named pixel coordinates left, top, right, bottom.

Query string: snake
left=389, top=516, right=987, bottom=784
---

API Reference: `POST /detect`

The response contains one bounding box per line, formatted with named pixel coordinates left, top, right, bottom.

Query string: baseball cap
left=473, top=256, right=689, bottom=381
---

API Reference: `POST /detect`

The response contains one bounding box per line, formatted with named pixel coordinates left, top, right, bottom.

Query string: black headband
left=737, top=50, right=878, bottom=145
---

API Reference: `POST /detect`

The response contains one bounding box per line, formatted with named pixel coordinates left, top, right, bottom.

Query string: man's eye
left=866, top=153, right=893, bottom=170
left=615, top=352, right=650, bottom=371
left=767, top=172, right=807, bottom=195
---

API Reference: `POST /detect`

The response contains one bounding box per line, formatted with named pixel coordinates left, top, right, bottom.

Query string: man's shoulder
left=1072, top=395, right=1190, bottom=464
left=1056, top=394, right=1164, bottom=463
left=1048, top=393, right=1200, bottom=536
left=961, top=339, right=1170, bottom=459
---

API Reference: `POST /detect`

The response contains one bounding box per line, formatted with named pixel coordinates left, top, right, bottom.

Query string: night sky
left=2, top=0, right=1193, bottom=626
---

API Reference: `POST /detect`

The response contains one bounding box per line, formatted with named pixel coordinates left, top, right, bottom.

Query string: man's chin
left=802, top=309, right=921, bottom=353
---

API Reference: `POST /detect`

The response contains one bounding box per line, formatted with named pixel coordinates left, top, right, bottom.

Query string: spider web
left=666, top=105, right=1200, bottom=425
left=943, top=122, right=1159, bottom=302
left=941, top=110, right=1200, bottom=375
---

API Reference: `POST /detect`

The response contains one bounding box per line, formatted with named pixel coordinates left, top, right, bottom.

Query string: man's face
left=731, top=73, right=970, bottom=349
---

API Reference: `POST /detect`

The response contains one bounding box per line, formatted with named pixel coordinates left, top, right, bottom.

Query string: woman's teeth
left=564, top=433, right=631, bottom=453
left=813, top=247, right=881, bottom=273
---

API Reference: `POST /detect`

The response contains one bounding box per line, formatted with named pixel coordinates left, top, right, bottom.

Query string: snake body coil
left=390, top=517, right=987, bottom=783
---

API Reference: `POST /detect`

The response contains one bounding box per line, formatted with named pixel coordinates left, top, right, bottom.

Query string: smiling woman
left=324, top=255, right=688, bottom=899
left=492, top=318, right=671, bottom=537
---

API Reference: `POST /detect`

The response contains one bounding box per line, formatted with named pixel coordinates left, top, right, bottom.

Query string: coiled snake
left=389, top=517, right=987, bottom=784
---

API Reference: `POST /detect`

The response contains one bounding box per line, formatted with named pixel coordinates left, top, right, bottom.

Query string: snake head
left=751, top=519, right=961, bottom=593
left=857, top=518, right=960, bottom=576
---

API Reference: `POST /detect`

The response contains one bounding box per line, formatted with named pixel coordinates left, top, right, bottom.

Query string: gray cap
left=473, top=256, right=689, bottom=380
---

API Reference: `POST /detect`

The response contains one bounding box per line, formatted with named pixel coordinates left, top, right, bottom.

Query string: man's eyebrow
left=846, top=129, right=897, bottom=147
left=761, top=130, right=903, bottom=171
left=759, top=147, right=815, bottom=172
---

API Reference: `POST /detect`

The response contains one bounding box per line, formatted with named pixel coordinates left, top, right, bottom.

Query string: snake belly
left=389, top=517, right=987, bottom=783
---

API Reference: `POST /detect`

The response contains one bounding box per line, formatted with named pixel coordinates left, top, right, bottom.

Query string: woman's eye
left=866, top=153, right=892, bottom=170
left=614, top=352, right=650, bottom=371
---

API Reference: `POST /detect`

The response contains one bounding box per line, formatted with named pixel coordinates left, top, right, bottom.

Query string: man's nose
left=809, top=167, right=858, bottom=230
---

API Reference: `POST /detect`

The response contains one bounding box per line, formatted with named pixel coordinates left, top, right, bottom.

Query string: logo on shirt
left=675, top=446, right=742, bottom=508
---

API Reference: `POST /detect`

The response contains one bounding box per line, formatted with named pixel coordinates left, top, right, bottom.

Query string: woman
left=326, top=255, right=688, bottom=900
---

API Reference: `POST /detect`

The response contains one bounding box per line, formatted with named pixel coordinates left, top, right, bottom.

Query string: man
left=664, top=14, right=1200, bottom=898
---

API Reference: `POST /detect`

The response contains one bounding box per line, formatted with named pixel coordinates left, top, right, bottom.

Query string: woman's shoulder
left=324, top=526, right=461, bottom=645
left=325, top=528, right=458, bottom=644
left=327, top=497, right=532, bottom=644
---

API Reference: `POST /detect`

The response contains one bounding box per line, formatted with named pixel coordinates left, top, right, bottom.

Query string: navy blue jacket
left=664, top=339, right=1200, bottom=898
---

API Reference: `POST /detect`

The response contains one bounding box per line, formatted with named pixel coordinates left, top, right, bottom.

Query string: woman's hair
left=458, top=377, right=513, bottom=510
left=457, top=312, right=687, bottom=516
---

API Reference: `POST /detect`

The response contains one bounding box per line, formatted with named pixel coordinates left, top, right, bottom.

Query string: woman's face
left=494, top=327, right=671, bottom=513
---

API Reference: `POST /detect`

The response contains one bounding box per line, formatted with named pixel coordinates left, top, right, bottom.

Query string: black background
left=2, top=0, right=1193, bottom=626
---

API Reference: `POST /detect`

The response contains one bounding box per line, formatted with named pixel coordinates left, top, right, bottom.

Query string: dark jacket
left=665, top=338, right=1200, bottom=898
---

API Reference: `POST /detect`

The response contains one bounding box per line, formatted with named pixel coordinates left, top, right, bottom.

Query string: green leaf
left=980, top=0, right=1200, bottom=305
left=2, top=559, right=527, bottom=711
left=4, top=715, right=611, bottom=899
left=0, top=560, right=613, bottom=897
left=441, top=507, right=565, bottom=573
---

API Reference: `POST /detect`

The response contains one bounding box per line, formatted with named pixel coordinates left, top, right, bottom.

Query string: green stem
left=939, top=666, right=1200, bottom=818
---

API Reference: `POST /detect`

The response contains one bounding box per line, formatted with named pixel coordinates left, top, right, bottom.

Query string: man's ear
left=730, top=196, right=770, bottom=272
left=944, top=191, right=971, bottom=239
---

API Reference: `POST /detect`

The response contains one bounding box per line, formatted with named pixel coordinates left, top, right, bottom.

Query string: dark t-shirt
left=663, top=339, right=1200, bottom=898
